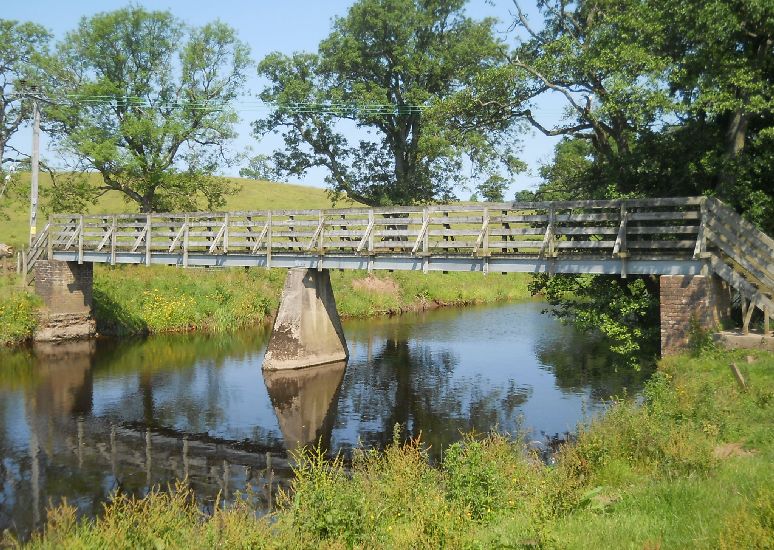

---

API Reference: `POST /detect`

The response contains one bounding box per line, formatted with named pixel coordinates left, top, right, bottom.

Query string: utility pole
left=29, top=87, right=40, bottom=246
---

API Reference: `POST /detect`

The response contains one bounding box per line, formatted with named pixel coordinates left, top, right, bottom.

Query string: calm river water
left=0, top=301, right=652, bottom=536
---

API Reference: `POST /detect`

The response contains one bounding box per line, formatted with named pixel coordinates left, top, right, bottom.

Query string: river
left=0, top=301, right=652, bottom=537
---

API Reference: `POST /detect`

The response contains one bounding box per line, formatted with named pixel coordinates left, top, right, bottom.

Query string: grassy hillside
left=0, top=173, right=360, bottom=249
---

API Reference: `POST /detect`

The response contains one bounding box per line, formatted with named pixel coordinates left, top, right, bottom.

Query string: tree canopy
left=253, top=0, right=522, bottom=206
left=45, top=6, right=250, bottom=212
left=0, top=19, right=50, bottom=196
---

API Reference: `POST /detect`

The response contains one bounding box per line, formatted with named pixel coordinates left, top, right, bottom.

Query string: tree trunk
left=717, top=107, right=750, bottom=194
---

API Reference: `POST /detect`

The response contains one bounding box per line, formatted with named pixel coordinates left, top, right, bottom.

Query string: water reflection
left=0, top=301, right=653, bottom=538
left=263, top=361, right=346, bottom=450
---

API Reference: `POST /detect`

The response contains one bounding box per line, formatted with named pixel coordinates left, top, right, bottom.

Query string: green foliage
left=443, top=435, right=513, bottom=521
left=45, top=6, right=251, bottom=212
left=93, top=265, right=281, bottom=335
left=0, top=275, right=38, bottom=345
left=529, top=273, right=659, bottom=363
left=254, top=0, right=519, bottom=206
left=0, top=19, right=51, bottom=182
left=281, top=447, right=365, bottom=545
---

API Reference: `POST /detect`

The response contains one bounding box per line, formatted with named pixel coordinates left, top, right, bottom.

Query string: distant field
left=0, top=173, right=361, bottom=248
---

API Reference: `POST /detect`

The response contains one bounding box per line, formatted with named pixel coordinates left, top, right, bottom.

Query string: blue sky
left=5, top=1, right=566, bottom=197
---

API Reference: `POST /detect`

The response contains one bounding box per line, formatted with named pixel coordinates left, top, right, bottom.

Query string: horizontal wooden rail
left=47, top=198, right=710, bottom=264
left=38, top=196, right=772, bottom=327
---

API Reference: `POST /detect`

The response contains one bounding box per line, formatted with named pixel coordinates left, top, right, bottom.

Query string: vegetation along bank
left=12, top=349, right=773, bottom=549
left=0, top=266, right=533, bottom=346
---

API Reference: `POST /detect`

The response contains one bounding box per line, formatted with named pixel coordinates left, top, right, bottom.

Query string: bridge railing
left=47, top=197, right=706, bottom=265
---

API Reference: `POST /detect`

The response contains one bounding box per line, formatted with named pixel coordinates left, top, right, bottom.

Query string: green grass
left=17, top=349, right=773, bottom=549
left=91, top=264, right=533, bottom=336
left=0, top=273, right=39, bottom=346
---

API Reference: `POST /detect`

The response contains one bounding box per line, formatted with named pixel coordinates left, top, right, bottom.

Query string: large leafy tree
left=253, top=0, right=521, bottom=206
left=47, top=7, right=250, bottom=212
left=0, top=20, right=50, bottom=196
left=511, top=0, right=773, bottom=224
left=512, top=0, right=773, bottom=361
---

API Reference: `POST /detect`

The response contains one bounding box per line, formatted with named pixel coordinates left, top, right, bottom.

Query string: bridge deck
left=45, top=197, right=710, bottom=275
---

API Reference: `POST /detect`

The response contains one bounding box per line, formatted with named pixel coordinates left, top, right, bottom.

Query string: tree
left=47, top=7, right=250, bottom=212
left=509, top=0, right=773, bottom=225
left=253, top=0, right=520, bottom=206
left=0, top=20, right=51, bottom=183
left=511, top=0, right=773, bottom=361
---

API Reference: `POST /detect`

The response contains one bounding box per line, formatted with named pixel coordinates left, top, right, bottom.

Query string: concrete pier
left=33, top=260, right=96, bottom=341
left=262, top=268, right=349, bottom=370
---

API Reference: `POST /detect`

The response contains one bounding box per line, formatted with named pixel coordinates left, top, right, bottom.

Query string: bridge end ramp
left=263, top=268, right=349, bottom=370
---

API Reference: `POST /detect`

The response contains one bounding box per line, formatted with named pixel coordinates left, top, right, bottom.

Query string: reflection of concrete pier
left=264, top=361, right=346, bottom=449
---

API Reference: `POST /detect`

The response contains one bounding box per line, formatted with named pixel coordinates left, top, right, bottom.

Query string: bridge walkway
left=22, top=196, right=773, bottom=336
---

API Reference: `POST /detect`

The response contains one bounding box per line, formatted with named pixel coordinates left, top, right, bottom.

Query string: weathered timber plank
left=556, top=240, right=616, bottom=249
left=628, top=211, right=700, bottom=221
left=555, top=227, right=619, bottom=235
left=627, top=240, right=696, bottom=249
left=705, top=227, right=774, bottom=290
left=489, top=228, right=546, bottom=236
left=706, top=216, right=774, bottom=267
left=627, top=225, right=699, bottom=234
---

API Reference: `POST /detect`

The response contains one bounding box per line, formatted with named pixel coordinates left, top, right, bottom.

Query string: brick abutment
left=659, top=274, right=731, bottom=355
left=33, top=260, right=96, bottom=342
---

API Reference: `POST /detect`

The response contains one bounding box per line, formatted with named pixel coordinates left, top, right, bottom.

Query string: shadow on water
left=0, top=301, right=654, bottom=538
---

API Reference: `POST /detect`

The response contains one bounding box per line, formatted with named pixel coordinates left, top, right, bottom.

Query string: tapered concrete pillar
left=660, top=274, right=731, bottom=355
left=263, top=268, right=349, bottom=370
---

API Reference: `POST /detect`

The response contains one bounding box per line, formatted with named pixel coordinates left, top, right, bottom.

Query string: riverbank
left=0, top=266, right=533, bottom=345
left=13, top=349, right=772, bottom=549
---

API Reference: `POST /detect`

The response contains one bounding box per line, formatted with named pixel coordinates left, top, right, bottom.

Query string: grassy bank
left=0, top=265, right=533, bottom=344
left=0, top=274, right=39, bottom=346
left=15, top=349, right=773, bottom=549
left=93, top=265, right=533, bottom=335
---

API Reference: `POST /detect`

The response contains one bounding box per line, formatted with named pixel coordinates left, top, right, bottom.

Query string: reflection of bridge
left=23, top=197, right=774, bottom=360
left=3, top=341, right=345, bottom=535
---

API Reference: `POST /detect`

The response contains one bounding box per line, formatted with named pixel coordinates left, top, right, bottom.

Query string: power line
left=9, top=92, right=428, bottom=116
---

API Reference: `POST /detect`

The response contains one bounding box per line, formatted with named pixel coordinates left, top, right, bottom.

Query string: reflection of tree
left=336, top=336, right=530, bottom=459
left=535, top=330, right=655, bottom=400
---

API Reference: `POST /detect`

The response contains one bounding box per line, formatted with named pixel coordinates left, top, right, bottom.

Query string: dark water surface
left=0, top=302, right=652, bottom=536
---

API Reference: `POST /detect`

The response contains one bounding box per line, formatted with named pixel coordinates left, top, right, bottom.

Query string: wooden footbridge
left=23, top=196, right=774, bottom=362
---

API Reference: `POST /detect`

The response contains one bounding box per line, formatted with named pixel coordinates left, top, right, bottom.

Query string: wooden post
left=223, top=212, right=230, bottom=254
left=729, top=363, right=747, bottom=391
left=47, top=215, right=53, bottom=260
left=78, top=214, right=84, bottom=265
left=266, top=211, right=272, bottom=269
left=145, top=214, right=152, bottom=266
left=422, top=208, right=429, bottom=274
left=318, top=210, right=325, bottom=271
left=110, top=215, right=117, bottom=266
left=368, top=209, right=374, bottom=274
left=742, top=298, right=754, bottom=335
left=21, top=246, right=27, bottom=286
left=183, top=214, right=189, bottom=268
left=764, top=307, right=770, bottom=335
